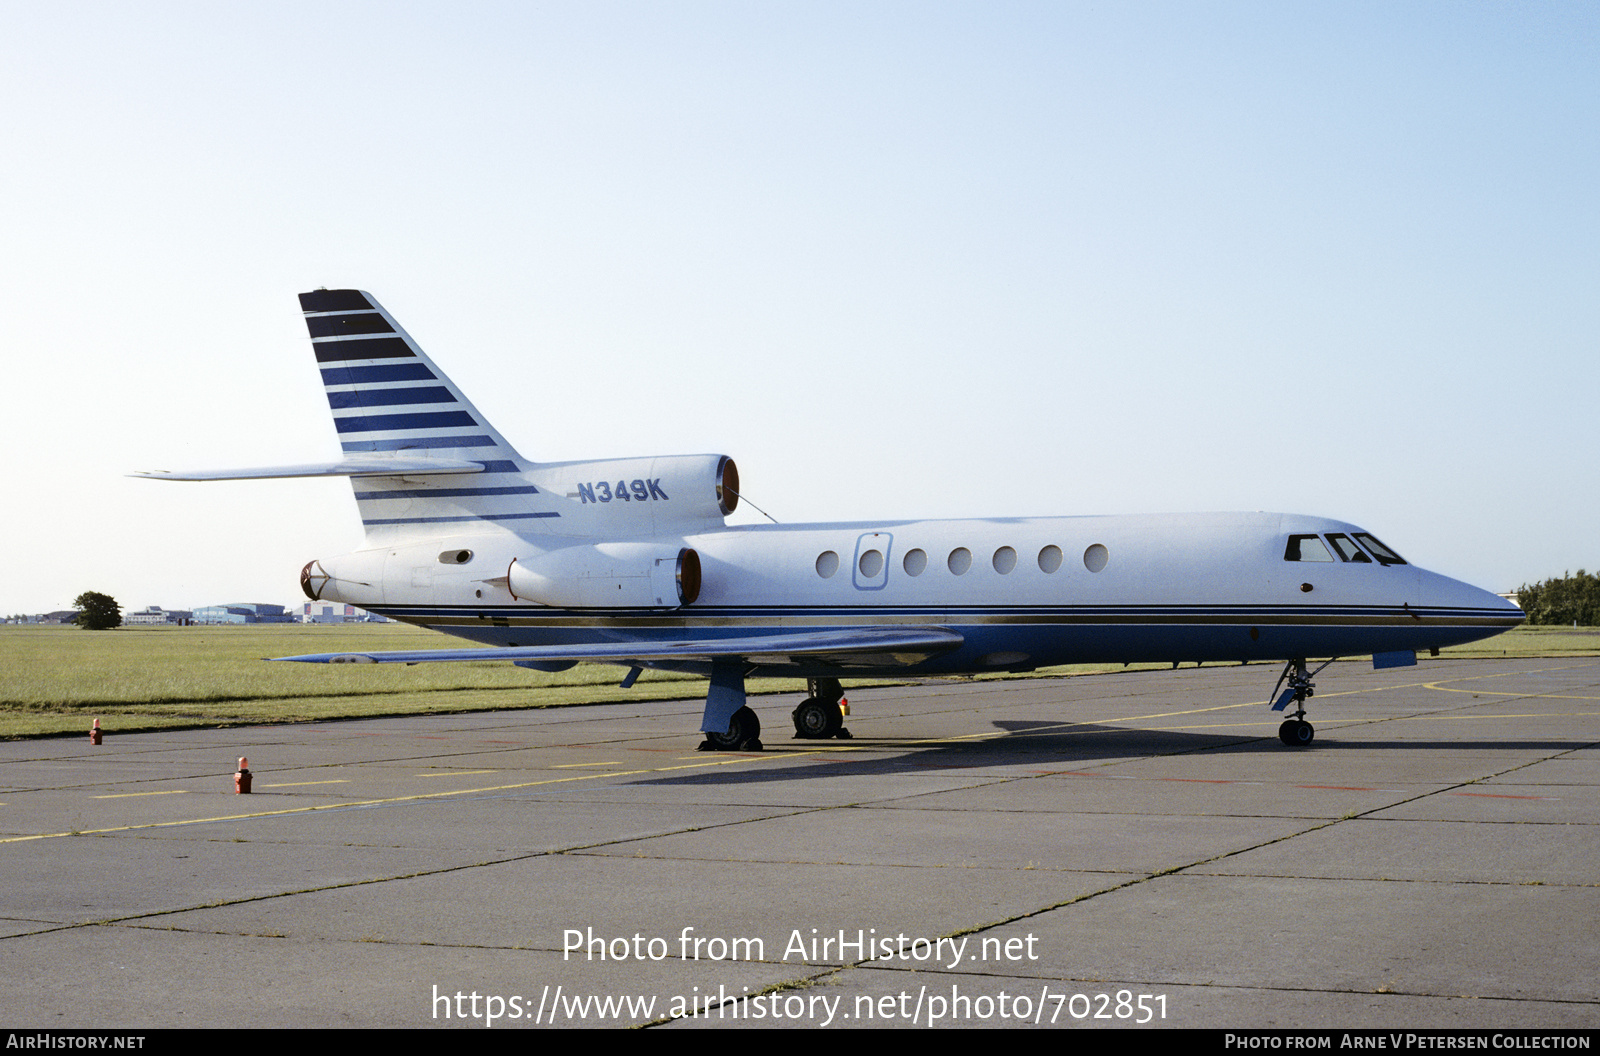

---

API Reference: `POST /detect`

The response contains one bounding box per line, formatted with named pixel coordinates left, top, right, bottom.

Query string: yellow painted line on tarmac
left=1131, top=720, right=1281, bottom=732
left=415, top=770, right=498, bottom=777
left=552, top=761, right=622, bottom=769
left=1141, top=710, right=1600, bottom=733
left=0, top=752, right=796, bottom=845
left=1425, top=681, right=1600, bottom=702
left=93, top=790, right=189, bottom=799
left=1418, top=662, right=1599, bottom=692
left=1391, top=708, right=1600, bottom=719
left=260, top=780, right=349, bottom=788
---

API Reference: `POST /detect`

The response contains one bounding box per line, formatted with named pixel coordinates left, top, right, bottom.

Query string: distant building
left=125, top=607, right=194, bottom=625
left=301, top=601, right=357, bottom=623
left=192, top=603, right=295, bottom=625
left=297, top=601, right=386, bottom=623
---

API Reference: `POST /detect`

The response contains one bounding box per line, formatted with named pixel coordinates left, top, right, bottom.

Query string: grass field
left=2, top=622, right=1592, bottom=740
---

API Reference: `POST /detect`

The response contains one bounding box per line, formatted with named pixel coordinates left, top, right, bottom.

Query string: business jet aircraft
left=139, top=289, right=1523, bottom=749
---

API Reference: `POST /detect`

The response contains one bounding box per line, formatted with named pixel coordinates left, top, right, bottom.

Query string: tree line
left=1515, top=570, right=1600, bottom=626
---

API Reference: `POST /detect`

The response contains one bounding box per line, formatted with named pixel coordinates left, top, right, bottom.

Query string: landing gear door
left=852, top=532, right=892, bottom=591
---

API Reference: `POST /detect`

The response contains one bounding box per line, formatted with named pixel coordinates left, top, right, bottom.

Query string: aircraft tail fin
left=300, top=289, right=556, bottom=534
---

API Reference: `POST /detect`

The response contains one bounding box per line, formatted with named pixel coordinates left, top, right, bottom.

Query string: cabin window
left=948, top=547, right=972, bottom=575
left=1284, top=535, right=1333, bottom=562
left=992, top=546, right=1016, bottom=574
left=1083, top=543, right=1109, bottom=573
left=1326, top=534, right=1372, bottom=563
left=816, top=551, right=839, bottom=578
left=1038, top=545, right=1063, bottom=573
left=903, top=548, right=927, bottom=576
left=1353, top=533, right=1407, bottom=566
left=858, top=549, right=884, bottom=577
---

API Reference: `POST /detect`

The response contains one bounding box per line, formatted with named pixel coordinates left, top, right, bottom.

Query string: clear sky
left=2, top=1, right=1594, bottom=615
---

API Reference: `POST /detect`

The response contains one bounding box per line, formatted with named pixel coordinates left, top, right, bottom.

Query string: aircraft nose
left=1420, top=568, right=1523, bottom=619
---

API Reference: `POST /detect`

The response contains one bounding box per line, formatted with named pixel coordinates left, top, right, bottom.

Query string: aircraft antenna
left=726, top=489, right=779, bottom=524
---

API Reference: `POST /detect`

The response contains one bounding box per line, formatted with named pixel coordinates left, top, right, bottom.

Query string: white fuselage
left=311, top=510, right=1519, bottom=678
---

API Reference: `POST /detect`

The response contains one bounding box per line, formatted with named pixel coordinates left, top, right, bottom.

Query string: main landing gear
left=698, top=677, right=855, bottom=751
left=1268, top=658, right=1334, bottom=747
left=697, top=660, right=763, bottom=752
left=700, top=706, right=763, bottom=752
left=792, top=678, right=853, bottom=741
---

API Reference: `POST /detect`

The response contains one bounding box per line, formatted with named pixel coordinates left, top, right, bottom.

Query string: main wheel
left=792, top=698, right=842, bottom=739
left=1278, top=718, right=1315, bottom=747
left=703, top=706, right=762, bottom=751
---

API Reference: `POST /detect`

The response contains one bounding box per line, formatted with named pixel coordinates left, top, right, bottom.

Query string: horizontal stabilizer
left=273, top=626, right=965, bottom=669
left=131, top=458, right=487, bottom=481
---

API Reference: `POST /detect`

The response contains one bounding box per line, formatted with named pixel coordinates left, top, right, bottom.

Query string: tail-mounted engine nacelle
left=542, top=454, right=739, bottom=525
left=508, top=544, right=702, bottom=610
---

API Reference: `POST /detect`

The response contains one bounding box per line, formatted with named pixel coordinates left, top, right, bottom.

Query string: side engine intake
left=508, top=544, right=701, bottom=609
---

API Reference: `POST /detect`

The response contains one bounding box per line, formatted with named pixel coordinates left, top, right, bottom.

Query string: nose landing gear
left=1269, top=658, right=1335, bottom=747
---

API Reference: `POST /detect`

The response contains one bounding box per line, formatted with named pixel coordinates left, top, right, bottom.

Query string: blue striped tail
left=299, top=289, right=557, bottom=533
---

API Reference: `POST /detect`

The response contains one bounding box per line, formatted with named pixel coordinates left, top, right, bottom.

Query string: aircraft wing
left=272, top=627, right=964, bottom=669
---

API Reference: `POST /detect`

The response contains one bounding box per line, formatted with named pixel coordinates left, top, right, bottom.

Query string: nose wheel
left=1278, top=718, right=1315, bottom=746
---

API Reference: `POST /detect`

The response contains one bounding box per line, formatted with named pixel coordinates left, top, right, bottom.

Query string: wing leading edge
left=272, top=626, right=965, bottom=670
